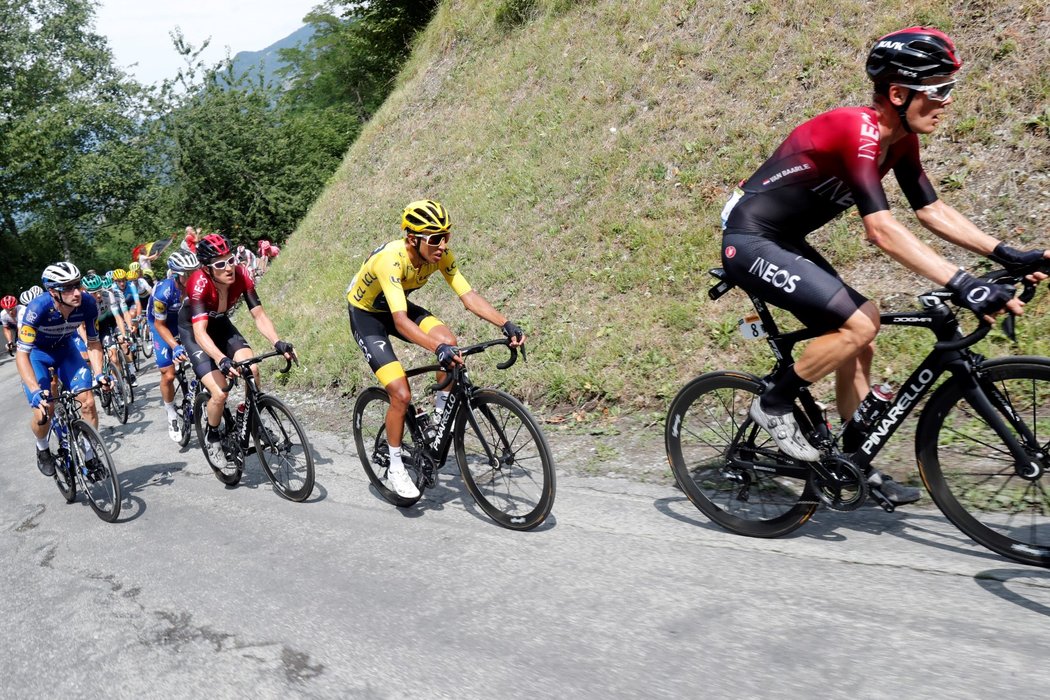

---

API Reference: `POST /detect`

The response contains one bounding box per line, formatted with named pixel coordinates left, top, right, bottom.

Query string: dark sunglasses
left=54, top=284, right=82, bottom=293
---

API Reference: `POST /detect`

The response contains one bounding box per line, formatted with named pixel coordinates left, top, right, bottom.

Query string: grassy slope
left=259, top=0, right=1050, bottom=412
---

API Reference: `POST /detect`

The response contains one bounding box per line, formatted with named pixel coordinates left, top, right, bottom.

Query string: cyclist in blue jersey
left=106, top=269, right=139, bottom=384
left=149, top=251, right=199, bottom=441
left=15, top=263, right=109, bottom=477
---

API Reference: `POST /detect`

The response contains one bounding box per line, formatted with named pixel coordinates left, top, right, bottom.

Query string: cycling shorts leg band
left=375, top=361, right=406, bottom=387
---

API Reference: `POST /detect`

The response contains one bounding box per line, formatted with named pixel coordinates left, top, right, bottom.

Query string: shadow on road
left=974, top=568, right=1050, bottom=617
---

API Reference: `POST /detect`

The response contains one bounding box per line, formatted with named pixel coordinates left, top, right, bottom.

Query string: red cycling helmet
left=257, top=239, right=272, bottom=256
left=268, top=245, right=280, bottom=258
left=1, top=295, right=16, bottom=310
left=196, top=233, right=232, bottom=264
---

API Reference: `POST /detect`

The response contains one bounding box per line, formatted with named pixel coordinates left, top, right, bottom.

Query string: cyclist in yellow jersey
left=347, top=200, right=526, bottom=498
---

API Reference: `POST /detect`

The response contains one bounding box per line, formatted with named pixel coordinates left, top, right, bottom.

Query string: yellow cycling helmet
left=401, top=200, right=451, bottom=234
left=128, top=261, right=141, bottom=272
left=112, top=268, right=127, bottom=281
left=126, top=269, right=140, bottom=280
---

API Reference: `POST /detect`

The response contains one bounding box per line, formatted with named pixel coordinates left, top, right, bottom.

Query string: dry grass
left=256, top=0, right=1050, bottom=411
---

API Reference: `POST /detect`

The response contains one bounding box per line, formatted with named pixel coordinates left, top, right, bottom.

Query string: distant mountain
left=230, top=24, right=315, bottom=89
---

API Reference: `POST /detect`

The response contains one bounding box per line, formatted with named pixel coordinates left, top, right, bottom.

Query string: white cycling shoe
left=749, top=397, right=821, bottom=462
left=387, top=463, right=420, bottom=499
left=167, top=418, right=182, bottom=443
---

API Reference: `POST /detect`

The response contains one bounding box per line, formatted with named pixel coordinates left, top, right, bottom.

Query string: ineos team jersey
left=723, top=107, right=938, bottom=240
left=346, top=239, right=472, bottom=314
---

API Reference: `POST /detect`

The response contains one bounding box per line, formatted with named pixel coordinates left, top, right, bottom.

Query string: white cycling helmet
left=41, top=262, right=82, bottom=289
left=19, top=286, right=44, bottom=305
left=167, top=250, right=200, bottom=274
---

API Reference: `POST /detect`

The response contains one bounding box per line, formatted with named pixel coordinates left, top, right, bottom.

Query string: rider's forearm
left=15, top=350, right=39, bottom=393
left=460, top=291, right=508, bottom=327
left=863, top=211, right=959, bottom=285
left=915, top=200, right=999, bottom=255
left=87, top=343, right=104, bottom=376
left=155, top=323, right=178, bottom=349
left=248, top=306, right=280, bottom=346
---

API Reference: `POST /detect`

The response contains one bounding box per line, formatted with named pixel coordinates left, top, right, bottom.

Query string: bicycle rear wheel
left=454, top=389, right=555, bottom=530
left=110, top=365, right=131, bottom=424
left=50, top=429, right=76, bottom=503
left=666, top=371, right=818, bottom=538
left=352, top=387, right=423, bottom=507
left=193, top=391, right=242, bottom=485
left=141, top=323, right=154, bottom=358
left=918, top=358, right=1050, bottom=567
left=253, top=395, right=315, bottom=501
left=72, top=420, right=121, bottom=522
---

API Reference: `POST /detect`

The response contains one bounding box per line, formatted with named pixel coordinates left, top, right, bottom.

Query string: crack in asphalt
left=14, top=504, right=47, bottom=532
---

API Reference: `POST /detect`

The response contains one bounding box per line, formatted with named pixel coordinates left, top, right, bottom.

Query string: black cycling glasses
left=416, top=231, right=451, bottom=246
left=210, top=256, right=237, bottom=271
left=898, top=80, right=956, bottom=102
left=53, top=284, right=82, bottom=294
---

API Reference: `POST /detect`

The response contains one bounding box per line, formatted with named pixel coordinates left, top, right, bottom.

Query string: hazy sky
left=94, top=0, right=322, bottom=86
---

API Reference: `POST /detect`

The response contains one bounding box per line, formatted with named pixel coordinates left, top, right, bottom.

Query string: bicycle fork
left=961, top=374, right=1046, bottom=480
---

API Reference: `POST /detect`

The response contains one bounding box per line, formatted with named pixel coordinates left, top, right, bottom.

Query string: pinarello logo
left=725, top=246, right=736, bottom=259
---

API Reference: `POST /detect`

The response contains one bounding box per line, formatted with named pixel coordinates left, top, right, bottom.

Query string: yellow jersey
left=346, top=239, right=472, bottom=314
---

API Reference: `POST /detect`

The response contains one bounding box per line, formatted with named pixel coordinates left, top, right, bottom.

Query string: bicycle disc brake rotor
left=810, top=455, right=867, bottom=511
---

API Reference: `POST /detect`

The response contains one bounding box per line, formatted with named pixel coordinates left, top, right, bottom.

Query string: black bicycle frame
left=710, top=268, right=1038, bottom=477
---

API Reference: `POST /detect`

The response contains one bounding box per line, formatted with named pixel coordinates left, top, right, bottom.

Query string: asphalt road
left=1, top=351, right=1049, bottom=699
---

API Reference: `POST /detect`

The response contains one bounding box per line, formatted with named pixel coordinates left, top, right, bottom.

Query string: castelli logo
left=725, top=246, right=736, bottom=259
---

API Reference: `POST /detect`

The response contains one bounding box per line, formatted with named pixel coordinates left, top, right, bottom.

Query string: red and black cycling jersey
left=724, top=107, right=938, bottom=240
left=183, top=265, right=261, bottom=324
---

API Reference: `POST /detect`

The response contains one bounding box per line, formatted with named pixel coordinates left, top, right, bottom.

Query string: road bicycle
left=173, top=358, right=198, bottom=447
left=666, top=262, right=1050, bottom=568
left=134, top=313, right=154, bottom=360
left=98, top=333, right=134, bottom=424
left=192, top=351, right=315, bottom=501
left=353, top=338, right=556, bottom=531
left=38, top=370, right=122, bottom=522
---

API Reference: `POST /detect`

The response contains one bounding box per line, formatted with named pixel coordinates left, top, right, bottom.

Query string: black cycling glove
left=218, top=357, right=234, bottom=376
left=501, top=320, right=524, bottom=342
left=274, top=339, right=294, bottom=356
left=988, top=243, right=1045, bottom=271
left=435, top=343, right=460, bottom=370
left=946, top=269, right=1014, bottom=317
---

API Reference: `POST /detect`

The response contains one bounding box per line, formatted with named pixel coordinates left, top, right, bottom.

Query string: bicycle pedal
left=869, top=487, right=896, bottom=513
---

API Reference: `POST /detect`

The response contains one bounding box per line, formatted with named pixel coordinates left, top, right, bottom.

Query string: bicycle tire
left=119, top=352, right=136, bottom=404
left=177, top=396, right=192, bottom=447
left=352, top=387, right=423, bottom=507
left=193, top=390, right=242, bottom=485
left=253, top=394, right=315, bottom=501
left=141, top=323, right=154, bottom=358
left=110, top=366, right=130, bottom=425
left=72, top=420, right=121, bottom=522
left=666, top=371, right=818, bottom=537
left=52, top=430, right=77, bottom=503
left=917, top=357, right=1050, bottom=568
left=454, top=389, right=555, bottom=530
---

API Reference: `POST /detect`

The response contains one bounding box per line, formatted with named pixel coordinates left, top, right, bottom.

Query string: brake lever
left=1001, top=314, right=1017, bottom=342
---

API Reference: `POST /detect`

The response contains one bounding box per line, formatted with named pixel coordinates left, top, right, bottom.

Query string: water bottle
left=852, top=382, right=895, bottom=431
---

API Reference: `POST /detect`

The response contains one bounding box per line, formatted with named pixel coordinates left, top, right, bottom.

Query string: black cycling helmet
left=866, top=26, right=961, bottom=85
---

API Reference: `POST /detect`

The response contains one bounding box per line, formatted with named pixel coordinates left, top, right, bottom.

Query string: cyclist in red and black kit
left=178, top=233, right=296, bottom=467
left=720, top=27, right=1049, bottom=504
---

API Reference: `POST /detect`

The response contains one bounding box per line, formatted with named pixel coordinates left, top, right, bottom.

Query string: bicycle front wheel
left=352, top=387, right=423, bottom=507
left=72, top=420, right=121, bottom=522
left=51, top=429, right=76, bottom=503
left=666, top=371, right=818, bottom=538
left=454, top=389, right=555, bottom=530
left=917, top=358, right=1050, bottom=567
left=253, top=395, right=315, bottom=502
left=110, top=365, right=131, bottom=424
left=193, top=391, right=242, bottom=485
left=141, top=324, right=154, bottom=358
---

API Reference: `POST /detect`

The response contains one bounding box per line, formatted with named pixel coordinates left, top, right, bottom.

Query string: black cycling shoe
left=37, top=448, right=57, bottom=477
left=83, top=457, right=105, bottom=482
left=868, top=470, right=921, bottom=505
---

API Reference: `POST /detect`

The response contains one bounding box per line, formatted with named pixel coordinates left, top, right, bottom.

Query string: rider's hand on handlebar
left=947, top=269, right=1018, bottom=323
left=989, top=244, right=1050, bottom=284
left=435, top=343, right=463, bottom=370
left=95, top=373, right=112, bottom=391
left=29, top=388, right=51, bottom=409
left=274, top=339, right=298, bottom=364
left=501, top=320, right=526, bottom=348
left=173, top=344, right=187, bottom=362
left=218, top=356, right=239, bottom=377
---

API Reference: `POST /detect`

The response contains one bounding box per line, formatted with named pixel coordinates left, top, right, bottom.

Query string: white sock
left=164, top=401, right=177, bottom=421
left=80, top=436, right=95, bottom=461
left=36, top=438, right=49, bottom=451
left=435, top=391, right=450, bottom=415
left=388, top=445, right=403, bottom=469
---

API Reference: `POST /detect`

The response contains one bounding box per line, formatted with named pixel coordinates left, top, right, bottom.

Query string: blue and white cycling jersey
left=147, top=278, right=183, bottom=334
left=17, top=293, right=99, bottom=353
left=103, top=283, right=131, bottom=316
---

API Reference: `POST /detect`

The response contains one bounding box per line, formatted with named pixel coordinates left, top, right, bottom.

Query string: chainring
left=810, top=454, right=867, bottom=511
